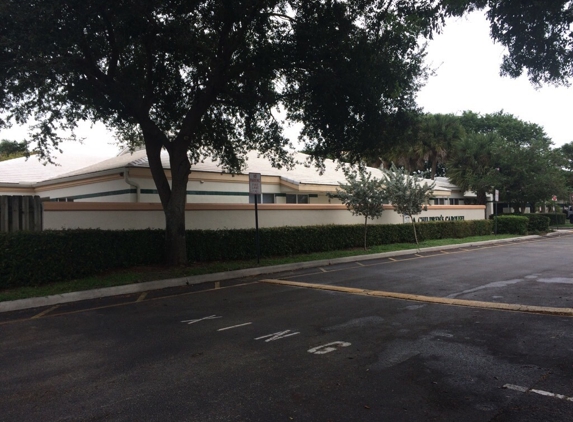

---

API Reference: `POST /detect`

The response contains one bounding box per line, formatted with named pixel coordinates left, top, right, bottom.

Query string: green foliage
left=330, top=167, right=386, bottom=249
left=558, top=141, right=573, bottom=189
left=0, top=0, right=447, bottom=265
left=0, top=230, right=165, bottom=289
left=0, top=139, right=28, bottom=161
left=414, top=113, right=466, bottom=179
left=493, top=215, right=528, bottom=235
left=382, top=164, right=435, bottom=218
left=332, top=168, right=386, bottom=221
left=522, top=214, right=551, bottom=232
left=455, top=111, right=566, bottom=211
left=538, top=213, right=565, bottom=226
left=375, top=112, right=465, bottom=178
left=445, top=1, right=573, bottom=85
left=447, top=132, right=502, bottom=205
left=381, top=163, right=435, bottom=247
left=1, top=221, right=493, bottom=289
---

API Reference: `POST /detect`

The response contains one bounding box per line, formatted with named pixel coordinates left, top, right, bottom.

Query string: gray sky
left=417, top=11, right=572, bottom=147
left=1, top=10, right=571, bottom=157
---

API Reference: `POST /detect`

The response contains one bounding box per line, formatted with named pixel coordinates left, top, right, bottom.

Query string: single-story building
left=0, top=148, right=488, bottom=231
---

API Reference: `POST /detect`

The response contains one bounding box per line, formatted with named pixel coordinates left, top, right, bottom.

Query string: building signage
left=414, top=216, right=465, bottom=222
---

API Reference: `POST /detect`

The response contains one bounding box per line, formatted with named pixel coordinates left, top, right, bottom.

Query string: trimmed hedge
left=521, top=214, right=551, bottom=232
left=0, top=230, right=165, bottom=288
left=493, top=215, right=529, bottom=235
left=1, top=220, right=494, bottom=289
left=538, top=212, right=565, bottom=225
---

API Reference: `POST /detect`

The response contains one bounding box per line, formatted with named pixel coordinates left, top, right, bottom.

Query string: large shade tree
left=456, top=111, right=566, bottom=213
left=558, top=141, right=573, bottom=191
left=0, top=0, right=446, bottom=265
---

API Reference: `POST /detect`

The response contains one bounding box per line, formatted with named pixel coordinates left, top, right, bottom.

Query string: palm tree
left=447, top=132, right=503, bottom=207
left=415, top=114, right=465, bottom=179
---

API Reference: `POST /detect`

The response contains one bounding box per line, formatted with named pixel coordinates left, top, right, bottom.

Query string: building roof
left=52, top=149, right=383, bottom=187
left=1, top=146, right=450, bottom=195
left=0, top=152, right=116, bottom=185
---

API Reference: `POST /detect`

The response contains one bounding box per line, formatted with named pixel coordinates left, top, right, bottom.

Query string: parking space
left=2, top=234, right=573, bottom=421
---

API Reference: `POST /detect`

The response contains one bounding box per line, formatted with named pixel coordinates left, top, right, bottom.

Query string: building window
left=249, top=194, right=275, bottom=204
left=434, top=198, right=445, bottom=205
left=286, top=194, right=309, bottom=204
left=449, top=198, right=460, bottom=205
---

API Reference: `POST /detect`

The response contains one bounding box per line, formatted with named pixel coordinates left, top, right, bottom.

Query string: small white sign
left=249, top=172, right=262, bottom=195
left=495, top=190, right=499, bottom=202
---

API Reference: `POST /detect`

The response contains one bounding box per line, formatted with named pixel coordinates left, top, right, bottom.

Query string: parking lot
left=2, top=234, right=573, bottom=421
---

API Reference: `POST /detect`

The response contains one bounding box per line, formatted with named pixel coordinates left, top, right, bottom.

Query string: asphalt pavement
left=2, top=232, right=573, bottom=421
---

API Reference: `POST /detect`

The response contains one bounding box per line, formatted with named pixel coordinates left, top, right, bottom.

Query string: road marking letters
left=255, top=330, right=300, bottom=342
left=308, top=341, right=351, bottom=355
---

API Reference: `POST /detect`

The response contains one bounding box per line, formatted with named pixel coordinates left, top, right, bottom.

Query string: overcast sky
left=417, top=11, right=573, bottom=148
left=1, top=10, right=571, bottom=158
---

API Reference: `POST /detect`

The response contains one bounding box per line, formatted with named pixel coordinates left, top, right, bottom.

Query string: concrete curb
left=262, top=278, right=573, bottom=317
left=0, top=234, right=546, bottom=313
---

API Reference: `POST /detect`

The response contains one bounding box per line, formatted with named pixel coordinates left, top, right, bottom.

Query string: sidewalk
left=0, top=235, right=549, bottom=313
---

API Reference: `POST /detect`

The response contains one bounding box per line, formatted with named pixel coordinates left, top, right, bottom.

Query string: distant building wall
left=43, top=202, right=486, bottom=230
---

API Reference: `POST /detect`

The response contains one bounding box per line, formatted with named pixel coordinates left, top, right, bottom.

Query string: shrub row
left=492, top=215, right=529, bottom=235
left=187, top=220, right=494, bottom=262
left=0, top=230, right=165, bottom=289
left=539, top=212, right=566, bottom=225
left=491, top=213, right=554, bottom=232
left=1, top=220, right=494, bottom=289
left=521, top=214, right=551, bottom=232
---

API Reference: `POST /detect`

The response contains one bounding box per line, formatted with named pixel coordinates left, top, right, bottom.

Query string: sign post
left=494, top=189, right=499, bottom=235
left=552, top=195, right=558, bottom=228
left=249, top=173, right=262, bottom=264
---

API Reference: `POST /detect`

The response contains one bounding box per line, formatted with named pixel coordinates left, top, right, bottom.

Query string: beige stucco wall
left=43, top=203, right=486, bottom=230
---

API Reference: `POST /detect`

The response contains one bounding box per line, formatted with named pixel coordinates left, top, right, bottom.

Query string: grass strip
left=0, top=234, right=520, bottom=302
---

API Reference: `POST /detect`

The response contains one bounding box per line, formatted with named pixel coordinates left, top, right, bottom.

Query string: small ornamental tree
left=382, top=163, right=435, bottom=249
left=330, top=168, right=386, bottom=250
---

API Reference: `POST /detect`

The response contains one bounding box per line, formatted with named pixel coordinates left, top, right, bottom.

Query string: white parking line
left=181, top=315, right=222, bottom=325
left=504, top=384, right=573, bottom=401
left=217, top=322, right=252, bottom=331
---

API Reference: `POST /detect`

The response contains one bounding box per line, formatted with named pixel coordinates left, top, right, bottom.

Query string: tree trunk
left=411, top=218, right=420, bottom=251
left=164, top=143, right=191, bottom=265
left=363, top=216, right=368, bottom=250
left=143, top=125, right=191, bottom=266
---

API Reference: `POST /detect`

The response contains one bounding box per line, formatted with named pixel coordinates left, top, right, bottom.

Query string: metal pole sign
left=553, top=195, right=558, bottom=228
left=494, top=189, right=499, bottom=235
left=249, top=173, right=261, bottom=264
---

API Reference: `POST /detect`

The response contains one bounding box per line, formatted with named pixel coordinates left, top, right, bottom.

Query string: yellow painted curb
left=261, top=279, right=573, bottom=317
